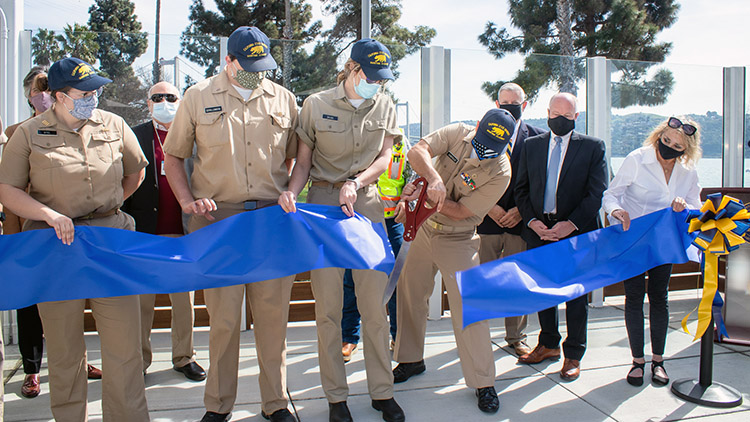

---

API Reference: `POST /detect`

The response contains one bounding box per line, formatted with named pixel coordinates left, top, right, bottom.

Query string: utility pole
left=282, top=0, right=291, bottom=89
left=153, top=0, right=161, bottom=84
left=361, top=0, right=371, bottom=39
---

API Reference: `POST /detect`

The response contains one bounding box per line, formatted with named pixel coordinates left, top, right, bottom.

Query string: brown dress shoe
left=342, top=342, right=358, bottom=363
left=87, top=364, right=102, bottom=380
left=21, top=374, right=41, bottom=398
left=517, top=344, right=561, bottom=364
left=560, top=358, right=581, bottom=381
left=510, top=341, right=532, bottom=357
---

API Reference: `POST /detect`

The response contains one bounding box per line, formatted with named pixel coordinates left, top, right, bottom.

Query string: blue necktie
left=543, top=136, right=563, bottom=213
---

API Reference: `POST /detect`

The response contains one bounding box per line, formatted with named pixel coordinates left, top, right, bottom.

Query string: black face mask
left=547, top=115, right=575, bottom=136
left=658, top=138, right=685, bottom=160
left=497, top=103, right=522, bottom=121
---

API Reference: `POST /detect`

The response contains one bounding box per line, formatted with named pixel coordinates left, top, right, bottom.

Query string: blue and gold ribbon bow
left=682, top=193, right=750, bottom=340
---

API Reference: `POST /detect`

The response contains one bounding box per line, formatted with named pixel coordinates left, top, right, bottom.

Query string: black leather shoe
left=392, top=360, right=425, bottom=383
left=174, top=361, right=207, bottom=381
left=372, top=398, right=405, bottom=422
left=261, top=408, right=297, bottom=422
left=476, top=386, right=500, bottom=413
left=200, top=411, right=231, bottom=422
left=328, top=401, right=353, bottom=422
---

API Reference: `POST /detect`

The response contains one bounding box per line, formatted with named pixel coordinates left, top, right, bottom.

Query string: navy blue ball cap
left=473, top=108, right=517, bottom=153
left=351, top=38, right=394, bottom=81
left=48, top=57, right=111, bottom=92
left=227, top=26, right=277, bottom=72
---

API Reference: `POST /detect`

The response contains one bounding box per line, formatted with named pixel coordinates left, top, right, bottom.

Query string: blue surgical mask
left=63, top=92, right=98, bottom=120
left=152, top=101, right=178, bottom=124
left=354, top=78, right=381, bottom=99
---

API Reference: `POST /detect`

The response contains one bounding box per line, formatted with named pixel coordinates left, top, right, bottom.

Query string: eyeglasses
left=668, top=117, right=696, bottom=136
left=150, top=93, right=179, bottom=103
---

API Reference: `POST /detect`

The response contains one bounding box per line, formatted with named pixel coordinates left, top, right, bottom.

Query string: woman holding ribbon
left=0, top=57, right=149, bottom=421
left=279, top=38, right=405, bottom=422
left=3, top=66, right=103, bottom=399
left=603, top=116, right=702, bottom=387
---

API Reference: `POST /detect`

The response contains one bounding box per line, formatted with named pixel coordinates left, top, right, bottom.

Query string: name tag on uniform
left=322, top=114, right=338, bottom=121
left=204, top=106, right=222, bottom=113
left=446, top=151, right=458, bottom=163
left=160, top=161, right=166, bottom=176
left=37, top=129, right=57, bottom=136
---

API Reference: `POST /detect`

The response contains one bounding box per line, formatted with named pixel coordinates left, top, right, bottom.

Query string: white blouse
left=602, top=145, right=702, bottom=224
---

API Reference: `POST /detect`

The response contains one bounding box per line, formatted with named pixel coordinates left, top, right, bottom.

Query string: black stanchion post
left=671, top=316, right=743, bottom=408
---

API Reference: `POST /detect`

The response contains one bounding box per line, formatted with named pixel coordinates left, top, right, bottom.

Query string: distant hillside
left=402, top=111, right=745, bottom=158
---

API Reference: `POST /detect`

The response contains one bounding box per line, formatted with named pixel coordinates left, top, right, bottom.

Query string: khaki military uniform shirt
left=296, top=83, right=402, bottom=183
left=0, top=106, right=148, bottom=219
left=423, top=122, right=511, bottom=229
left=163, top=73, right=298, bottom=203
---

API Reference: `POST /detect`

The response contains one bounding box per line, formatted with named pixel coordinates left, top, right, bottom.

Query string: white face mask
left=151, top=101, right=178, bottom=124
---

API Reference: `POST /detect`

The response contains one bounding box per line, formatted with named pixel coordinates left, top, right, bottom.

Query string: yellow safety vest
left=378, top=142, right=407, bottom=218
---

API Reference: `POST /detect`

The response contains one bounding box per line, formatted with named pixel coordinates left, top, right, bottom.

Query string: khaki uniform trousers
left=28, top=213, right=149, bottom=422
left=478, top=233, right=528, bottom=344
left=307, top=184, right=393, bottom=402
left=188, top=209, right=293, bottom=415
left=394, top=224, right=496, bottom=389
left=140, top=290, right=196, bottom=371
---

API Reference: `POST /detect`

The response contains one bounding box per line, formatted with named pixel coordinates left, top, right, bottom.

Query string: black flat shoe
left=174, top=361, right=207, bottom=381
left=392, top=360, right=425, bottom=383
left=476, top=386, right=500, bottom=413
left=261, top=408, right=297, bottom=422
left=200, top=412, right=231, bottom=422
left=329, top=401, right=353, bottom=422
left=652, top=360, right=669, bottom=386
left=372, top=398, right=405, bottom=422
left=627, top=361, right=645, bottom=386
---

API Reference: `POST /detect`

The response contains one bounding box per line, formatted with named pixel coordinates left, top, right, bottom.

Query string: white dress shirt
left=602, top=145, right=702, bottom=224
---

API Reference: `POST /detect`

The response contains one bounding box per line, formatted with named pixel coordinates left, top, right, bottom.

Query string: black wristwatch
left=0, top=211, right=5, bottom=222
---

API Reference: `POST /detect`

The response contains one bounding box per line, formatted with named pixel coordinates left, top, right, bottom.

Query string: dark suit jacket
left=514, top=130, right=608, bottom=249
left=122, top=121, right=162, bottom=234
left=477, top=121, right=545, bottom=236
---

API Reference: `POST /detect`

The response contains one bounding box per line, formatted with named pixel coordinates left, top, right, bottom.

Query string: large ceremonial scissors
left=382, top=177, right=437, bottom=305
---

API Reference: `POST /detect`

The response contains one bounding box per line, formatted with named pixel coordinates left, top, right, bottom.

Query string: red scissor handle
left=403, top=177, right=438, bottom=242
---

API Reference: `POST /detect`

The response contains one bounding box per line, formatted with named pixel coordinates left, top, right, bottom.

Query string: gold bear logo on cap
left=487, top=123, right=509, bottom=141
left=72, top=63, right=95, bottom=80
left=244, top=42, right=268, bottom=57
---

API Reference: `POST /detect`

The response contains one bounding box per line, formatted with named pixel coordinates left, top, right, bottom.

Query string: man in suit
left=514, top=92, right=608, bottom=381
left=476, top=83, right=544, bottom=357
left=122, top=81, right=206, bottom=382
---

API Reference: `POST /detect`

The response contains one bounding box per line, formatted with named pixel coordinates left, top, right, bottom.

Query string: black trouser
left=537, top=295, right=588, bottom=361
left=624, top=264, right=672, bottom=358
left=530, top=213, right=589, bottom=361
left=17, top=304, right=44, bottom=374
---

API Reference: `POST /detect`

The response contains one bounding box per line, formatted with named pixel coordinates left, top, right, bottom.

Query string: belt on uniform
left=426, top=220, right=474, bottom=233
left=215, top=200, right=277, bottom=211
left=75, top=207, right=120, bottom=221
left=309, top=180, right=375, bottom=190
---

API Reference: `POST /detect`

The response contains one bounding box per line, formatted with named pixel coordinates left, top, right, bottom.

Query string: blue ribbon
left=0, top=204, right=394, bottom=311
left=458, top=208, right=698, bottom=328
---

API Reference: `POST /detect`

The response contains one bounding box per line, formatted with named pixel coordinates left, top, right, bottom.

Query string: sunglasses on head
left=150, top=93, right=178, bottom=103
left=667, top=117, right=696, bottom=136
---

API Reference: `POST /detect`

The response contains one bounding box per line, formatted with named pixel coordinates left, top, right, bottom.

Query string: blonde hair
left=643, top=116, right=702, bottom=167
left=336, top=58, right=361, bottom=84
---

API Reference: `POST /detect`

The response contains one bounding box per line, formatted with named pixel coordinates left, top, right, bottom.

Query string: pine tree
left=87, top=0, right=150, bottom=126
left=478, top=0, right=679, bottom=106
